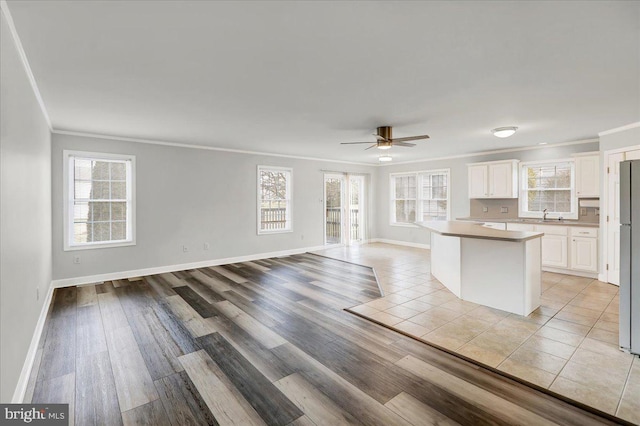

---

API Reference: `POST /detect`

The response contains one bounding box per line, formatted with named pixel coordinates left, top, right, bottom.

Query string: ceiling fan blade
left=340, top=141, right=376, bottom=145
left=393, top=142, right=417, bottom=147
left=391, top=134, right=430, bottom=143
left=373, top=134, right=390, bottom=142
left=364, top=144, right=379, bottom=150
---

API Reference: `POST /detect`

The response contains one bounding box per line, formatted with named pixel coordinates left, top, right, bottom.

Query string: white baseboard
left=542, top=266, right=598, bottom=279
left=51, top=245, right=327, bottom=288
left=370, top=238, right=430, bottom=250
left=12, top=282, right=54, bottom=403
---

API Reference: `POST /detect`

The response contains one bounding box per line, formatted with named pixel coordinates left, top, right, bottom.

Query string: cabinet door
left=571, top=237, right=598, bottom=272
left=541, top=235, right=568, bottom=268
left=489, top=162, right=514, bottom=198
left=468, top=165, right=488, bottom=198
left=576, top=155, right=600, bottom=197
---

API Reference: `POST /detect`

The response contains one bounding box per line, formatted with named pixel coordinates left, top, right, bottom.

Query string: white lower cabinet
left=541, top=235, right=569, bottom=268
left=570, top=227, right=598, bottom=273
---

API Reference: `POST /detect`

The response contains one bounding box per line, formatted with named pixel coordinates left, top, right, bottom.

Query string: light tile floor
left=314, top=243, right=640, bottom=423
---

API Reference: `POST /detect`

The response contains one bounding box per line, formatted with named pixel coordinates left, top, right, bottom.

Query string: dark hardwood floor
left=25, top=254, right=628, bottom=425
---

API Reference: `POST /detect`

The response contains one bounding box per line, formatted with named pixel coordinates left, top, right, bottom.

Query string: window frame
left=518, top=159, right=577, bottom=219
left=257, top=165, right=293, bottom=235
left=63, top=150, right=136, bottom=251
left=389, top=168, right=451, bottom=226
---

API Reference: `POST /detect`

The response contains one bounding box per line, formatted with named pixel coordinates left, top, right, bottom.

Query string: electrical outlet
left=580, top=207, right=587, bottom=216
left=483, top=207, right=488, bottom=213
left=501, top=207, right=508, bottom=213
left=203, top=243, right=210, bottom=251
left=182, top=245, right=188, bottom=253
left=73, top=255, right=81, bottom=264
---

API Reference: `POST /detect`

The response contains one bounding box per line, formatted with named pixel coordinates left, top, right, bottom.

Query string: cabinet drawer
left=570, top=227, right=598, bottom=238
left=535, top=225, right=568, bottom=236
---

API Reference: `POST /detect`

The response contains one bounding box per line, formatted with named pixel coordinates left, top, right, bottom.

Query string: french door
left=324, top=174, right=365, bottom=245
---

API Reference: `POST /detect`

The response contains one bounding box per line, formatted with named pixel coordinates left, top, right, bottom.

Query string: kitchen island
left=417, top=221, right=544, bottom=316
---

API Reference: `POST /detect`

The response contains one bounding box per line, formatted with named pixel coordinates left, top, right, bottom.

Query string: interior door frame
left=601, top=144, right=640, bottom=284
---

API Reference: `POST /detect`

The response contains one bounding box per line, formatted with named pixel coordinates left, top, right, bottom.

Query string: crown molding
left=598, top=122, right=640, bottom=137
left=1, top=1, right=52, bottom=130
left=51, top=129, right=376, bottom=166
left=378, top=138, right=599, bottom=167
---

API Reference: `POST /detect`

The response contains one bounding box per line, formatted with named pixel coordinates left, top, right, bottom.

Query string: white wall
left=51, top=133, right=375, bottom=281
left=0, top=10, right=52, bottom=401
left=600, top=125, right=640, bottom=152
left=374, top=141, right=600, bottom=245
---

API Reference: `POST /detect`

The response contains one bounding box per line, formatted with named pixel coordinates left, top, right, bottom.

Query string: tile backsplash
left=469, top=198, right=600, bottom=223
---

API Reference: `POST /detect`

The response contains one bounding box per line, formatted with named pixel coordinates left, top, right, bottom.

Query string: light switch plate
left=483, top=207, right=488, bottom=213
left=501, top=207, right=508, bottom=213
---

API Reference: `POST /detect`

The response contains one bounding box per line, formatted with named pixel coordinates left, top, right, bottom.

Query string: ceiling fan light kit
left=491, top=126, right=518, bottom=138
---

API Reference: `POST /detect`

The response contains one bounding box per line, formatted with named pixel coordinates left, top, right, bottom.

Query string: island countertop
left=416, top=220, right=544, bottom=242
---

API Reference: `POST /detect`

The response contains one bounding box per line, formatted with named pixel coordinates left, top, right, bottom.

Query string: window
left=519, top=160, right=577, bottom=219
left=257, top=166, right=292, bottom=234
left=391, top=169, right=450, bottom=225
left=64, top=151, right=135, bottom=250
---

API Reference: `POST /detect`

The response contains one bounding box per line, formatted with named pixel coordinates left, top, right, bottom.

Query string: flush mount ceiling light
left=378, top=155, right=393, bottom=162
left=377, top=141, right=392, bottom=150
left=491, top=126, right=518, bottom=138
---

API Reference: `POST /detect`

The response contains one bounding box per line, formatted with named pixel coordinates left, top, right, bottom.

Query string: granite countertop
left=416, top=221, right=544, bottom=242
left=456, top=217, right=600, bottom=228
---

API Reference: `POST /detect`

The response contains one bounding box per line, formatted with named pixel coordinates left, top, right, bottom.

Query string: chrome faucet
left=543, top=209, right=548, bottom=220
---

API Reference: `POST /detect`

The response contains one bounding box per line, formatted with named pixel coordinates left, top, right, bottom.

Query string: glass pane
left=75, top=180, right=92, bottom=199
left=110, top=162, right=126, bottom=180
left=91, top=202, right=110, bottom=221
left=93, top=222, right=110, bottom=242
left=75, top=159, right=92, bottom=180
left=73, top=222, right=88, bottom=243
left=91, top=181, right=110, bottom=199
left=111, top=221, right=126, bottom=240
left=92, top=161, right=110, bottom=180
left=73, top=202, right=90, bottom=221
left=395, top=200, right=416, bottom=223
left=111, top=182, right=126, bottom=199
left=260, top=170, right=288, bottom=200
left=111, top=202, right=126, bottom=221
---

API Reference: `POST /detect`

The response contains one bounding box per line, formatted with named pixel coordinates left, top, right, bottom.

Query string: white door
left=606, top=149, right=640, bottom=284
left=324, top=174, right=366, bottom=245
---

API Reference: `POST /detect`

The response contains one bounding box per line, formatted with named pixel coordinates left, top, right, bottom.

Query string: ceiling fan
left=341, top=126, right=430, bottom=150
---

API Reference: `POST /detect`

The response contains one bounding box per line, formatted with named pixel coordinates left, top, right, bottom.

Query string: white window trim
left=389, top=168, right=451, bottom=227
left=257, top=165, right=293, bottom=235
left=63, top=150, right=136, bottom=251
left=518, top=159, right=577, bottom=220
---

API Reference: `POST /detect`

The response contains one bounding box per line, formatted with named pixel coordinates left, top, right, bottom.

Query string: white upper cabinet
left=575, top=153, right=600, bottom=197
left=467, top=160, right=518, bottom=198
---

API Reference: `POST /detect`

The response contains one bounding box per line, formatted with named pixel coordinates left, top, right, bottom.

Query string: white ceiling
left=6, top=1, right=640, bottom=164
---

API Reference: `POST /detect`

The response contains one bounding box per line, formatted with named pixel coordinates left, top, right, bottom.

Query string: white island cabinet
left=417, top=221, right=544, bottom=316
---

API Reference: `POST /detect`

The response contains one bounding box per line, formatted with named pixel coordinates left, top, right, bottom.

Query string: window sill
left=257, top=229, right=293, bottom=235
left=64, top=240, right=136, bottom=251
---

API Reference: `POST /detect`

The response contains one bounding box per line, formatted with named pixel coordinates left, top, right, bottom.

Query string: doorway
left=324, top=174, right=365, bottom=246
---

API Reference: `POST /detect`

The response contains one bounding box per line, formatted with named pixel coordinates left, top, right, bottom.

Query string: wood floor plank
left=286, top=415, right=317, bottom=426
left=179, top=350, right=266, bottom=426
left=163, top=294, right=218, bottom=338
left=145, top=275, right=178, bottom=297
left=214, top=300, right=288, bottom=349
left=155, top=371, right=218, bottom=426
left=197, top=333, right=303, bottom=425
left=274, top=373, right=360, bottom=425
left=210, top=265, right=248, bottom=284
left=271, top=343, right=412, bottom=426
left=396, top=355, right=557, bottom=425
left=190, top=269, right=234, bottom=293
left=76, top=304, right=108, bottom=358
left=157, top=272, right=185, bottom=288
left=104, top=326, right=159, bottom=412
left=75, top=351, right=122, bottom=426
left=185, top=276, right=227, bottom=303
left=153, top=298, right=202, bottom=354
left=97, top=291, right=130, bottom=330
left=122, top=399, right=170, bottom=426
left=37, top=288, right=77, bottom=382
left=77, top=285, right=98, bottom=307
left=173, top=285, right=220, bottom=318
left=24, top=347, right=43, bottom=403
left=32, top=373, right=76, bottom=426
left=385, top=392, right=461, bottom=426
